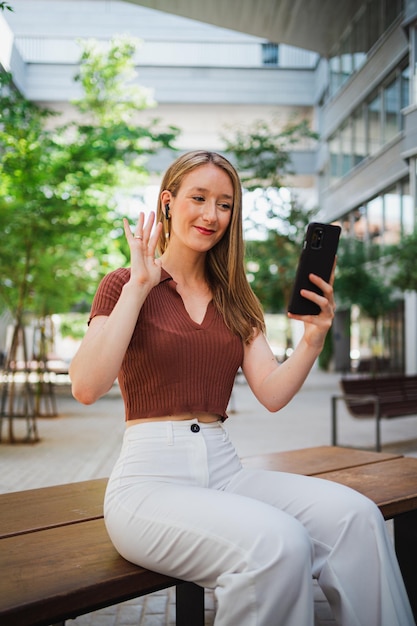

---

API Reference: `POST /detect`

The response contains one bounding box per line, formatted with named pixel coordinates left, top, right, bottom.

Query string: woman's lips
left=195, top=226, right=215, bottom=236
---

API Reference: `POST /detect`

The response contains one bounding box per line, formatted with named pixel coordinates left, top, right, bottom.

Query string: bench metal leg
left=375, top=414, right=381, bottom=452
left=331, top=396, right=338, bottom=446
left=332, top=395, right=383, bottom=451
left=394, top=510, right=417, bottom=622
left=374, top=400, right=382, bottom=452
left=176, top=582, right=205, bottom=626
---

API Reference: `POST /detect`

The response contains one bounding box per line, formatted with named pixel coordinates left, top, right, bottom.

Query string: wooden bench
left=331, top=374, right=417, bottom=451
left=0, top=480, right=204, bottom=626
left=1, top=446, right=416, bottom=625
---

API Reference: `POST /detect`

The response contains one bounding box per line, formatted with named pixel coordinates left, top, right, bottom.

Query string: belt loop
left=166, top=421, right=174, bottom=445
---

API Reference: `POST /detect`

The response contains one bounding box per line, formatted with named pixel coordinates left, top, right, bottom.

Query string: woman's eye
left=218, top=203, right=231, bottom=210
left=193, top=196, right=205, bottom=202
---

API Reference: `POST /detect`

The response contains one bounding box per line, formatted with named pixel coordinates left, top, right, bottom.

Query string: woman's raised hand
left=123, top=211, right=163, bottom=290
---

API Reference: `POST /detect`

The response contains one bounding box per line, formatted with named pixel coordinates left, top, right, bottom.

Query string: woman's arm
left=69, top=213, right=162, bottom=405
left=242, top=269, right=335, bottom=412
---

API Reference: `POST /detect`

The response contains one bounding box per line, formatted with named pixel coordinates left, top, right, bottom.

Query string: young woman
left=69, top=150, right=413, bottom=626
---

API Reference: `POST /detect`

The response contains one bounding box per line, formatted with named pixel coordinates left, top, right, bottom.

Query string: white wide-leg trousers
left=104, top=419, right=414, bottom=626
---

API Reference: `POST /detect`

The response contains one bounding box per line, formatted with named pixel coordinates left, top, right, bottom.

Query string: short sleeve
left=88, top=268, right=131, bottom=324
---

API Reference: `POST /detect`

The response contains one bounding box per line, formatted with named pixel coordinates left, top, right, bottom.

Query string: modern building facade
left=0, top=0, right=318, bottom=187
left=1, top=0, right=417, bottom=373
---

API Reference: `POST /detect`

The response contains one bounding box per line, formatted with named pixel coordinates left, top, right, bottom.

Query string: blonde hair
left=156, top=150, right=265, bottom=343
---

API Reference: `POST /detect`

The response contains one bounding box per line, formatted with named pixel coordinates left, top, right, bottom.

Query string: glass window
left=340, top=121, right=352, bottom=175
left=402, top=177, right=414, bottom=235
left=383, top=186, right=401, bottom=245
left=341, top=213, right=354, bottom=237
left=367, top=196, right=384, bottom=243
left=329, top=54, right=341, bottom=97
left=329, top=132, right=340, bottom=184
left=412, top=27, right=417, bottom=106
left=262, top=43, right=279, bottom=66
left=352, top=206, right=368, bottom=241
left=383, top=76, right=400, bottom=143
left=401, top=65, right=410, bottom=111
left=325, top=0, right=403, bottom=103
left=353, top=105, right=367, bottom=166
left=367, top=92, right=381, bottom=155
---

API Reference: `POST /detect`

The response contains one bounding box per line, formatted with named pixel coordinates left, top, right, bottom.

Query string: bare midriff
left=126, top=412, right=221, bottom=427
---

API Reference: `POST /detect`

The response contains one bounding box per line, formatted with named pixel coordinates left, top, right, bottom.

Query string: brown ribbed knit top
left=89, top=268, right=244, bottom=421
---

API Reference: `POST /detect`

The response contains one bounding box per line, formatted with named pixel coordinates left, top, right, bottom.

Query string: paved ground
left=1, top=367, right=416, bottom=625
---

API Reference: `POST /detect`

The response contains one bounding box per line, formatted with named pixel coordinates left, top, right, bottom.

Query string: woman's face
left=164, top=163, right=234, bottom=253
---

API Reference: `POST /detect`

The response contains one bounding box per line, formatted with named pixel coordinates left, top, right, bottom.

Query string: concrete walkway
left=1, top=367, right=416, bottom=625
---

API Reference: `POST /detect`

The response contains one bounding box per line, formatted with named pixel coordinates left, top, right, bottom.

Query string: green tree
left=336, top=239, right=397, bottom=373
left=245, top=203, right=314, bottom=313
left=224, top=118, right=316, bottom=191
left=390, top=230, right=417, bottom=292
left=0, top=36, right=179, bottom=329
left=223, top=118, right=316, bottom=310
left=336, top=239, right=396, bottom=322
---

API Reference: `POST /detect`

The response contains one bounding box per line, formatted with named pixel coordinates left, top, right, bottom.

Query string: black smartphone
left=288, top=222, right=341, bottom=315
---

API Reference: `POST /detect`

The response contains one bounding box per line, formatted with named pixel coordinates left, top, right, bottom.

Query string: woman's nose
left=202, top=201, right=216, bottom=222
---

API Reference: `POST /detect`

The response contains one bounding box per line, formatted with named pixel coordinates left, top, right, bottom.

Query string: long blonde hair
left=156, top=150, right=265, bottom=343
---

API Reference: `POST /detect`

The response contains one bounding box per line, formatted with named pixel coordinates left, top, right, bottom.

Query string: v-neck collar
left=160, top=268, right=215, bottom=329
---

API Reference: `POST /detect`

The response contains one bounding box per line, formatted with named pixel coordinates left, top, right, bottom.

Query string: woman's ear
left=160, top=190, right=171, bottom=207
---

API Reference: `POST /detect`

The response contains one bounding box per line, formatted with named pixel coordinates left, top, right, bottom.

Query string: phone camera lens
left=312, top=228, right=323, bottom=249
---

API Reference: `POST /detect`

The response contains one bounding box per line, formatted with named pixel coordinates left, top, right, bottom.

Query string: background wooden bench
left=331, top=374, right=417, bottom=450
left=1, top=446, right=416, bottom=625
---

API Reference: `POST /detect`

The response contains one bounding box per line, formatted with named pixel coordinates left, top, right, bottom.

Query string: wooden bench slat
left=0, top=518, right=183, bottom=626
left=0, top=478, right=107, bottom=538
left=242, top=445, right=401, bottom=474
left=316, top=456, right=417, bottom=518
